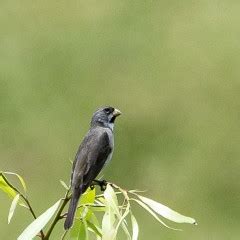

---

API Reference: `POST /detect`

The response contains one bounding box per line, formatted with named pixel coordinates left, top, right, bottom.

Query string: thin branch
left=43, top=190, right=71, bottom=240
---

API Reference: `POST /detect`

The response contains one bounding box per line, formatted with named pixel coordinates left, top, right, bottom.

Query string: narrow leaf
left=0, top=174, right=16, bottom=198
left=4, top=172, right=27, bottom=193
left=87, top=220, right=102, bottom=238
left=70, top=219, right=88, bottom=240
left=17, top=199, right=61, bottom=240
left=0, top=174, right=27, bottom=208
left=103, top=184, right=119, bottom=214
left=103, top=184, right=130, bottom=239
left=102, top=195, right=116, bottom=240
left=131, top=198, right=181, bottom=231
left=87, top=212, right=102, bottom=240
left=70, top=206, right=92, bottom=239
left=138, top=195, right=196, bottom=225
left=60, top=180, right=69, bottom=190
left=83, top=220, right=89, bottom=240
left=89, top=212, right=101, bottom=227
left=72, top=188, right=96, bottom=228
left=95, top=197, right=105, bottom=205
left=8, top=194, right=20, bottom=224
left=78, top=220, right=89, bottom=240
left=113, top=201, right=130, bottom=239
left=131, top=213, right=139, bottom=240
left=19, top=203, right=29, bottom=208
left=80, top=188, right=95, bottom=205
left=70, top=219, right=81, bottom=240
left=128, top=189, right=147, bottom=194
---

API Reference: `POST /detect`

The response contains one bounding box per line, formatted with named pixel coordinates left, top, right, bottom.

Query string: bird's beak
left=113, top=108, right=122, bottom=117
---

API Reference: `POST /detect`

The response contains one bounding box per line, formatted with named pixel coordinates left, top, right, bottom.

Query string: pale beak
left=113, top=108, right=122, bottom=117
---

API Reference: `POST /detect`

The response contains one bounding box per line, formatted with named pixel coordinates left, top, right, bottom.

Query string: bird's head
left=91, top=106, right=121, bottom=130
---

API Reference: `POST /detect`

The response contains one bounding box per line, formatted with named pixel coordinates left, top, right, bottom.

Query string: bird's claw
left=99, top=180, right=107, bottom=191
left=92, top=179, right=107, bottom=191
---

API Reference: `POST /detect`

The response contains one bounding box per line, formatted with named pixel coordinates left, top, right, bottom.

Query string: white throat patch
left=107, top=122, right=114, bottom=131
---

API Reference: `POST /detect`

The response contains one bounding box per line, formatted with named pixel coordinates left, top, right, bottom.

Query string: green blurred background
left=1, top=1, right=240, bottom=239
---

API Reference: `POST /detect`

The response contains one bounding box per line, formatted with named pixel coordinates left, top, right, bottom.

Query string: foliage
left=0, top=171, right=196, bottom=239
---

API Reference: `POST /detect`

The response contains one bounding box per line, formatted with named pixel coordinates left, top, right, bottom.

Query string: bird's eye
left=104, top=108, right=111, bottom=114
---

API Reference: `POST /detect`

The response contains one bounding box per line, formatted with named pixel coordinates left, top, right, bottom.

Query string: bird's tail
left=64, top=190, right=81, bottom=230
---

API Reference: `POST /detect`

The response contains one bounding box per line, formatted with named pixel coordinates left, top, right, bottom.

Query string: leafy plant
left=0, top=171, right=197, bottom=239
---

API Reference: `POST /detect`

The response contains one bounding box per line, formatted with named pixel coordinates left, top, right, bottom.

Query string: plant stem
left=44, top=191, right=71, bottom=240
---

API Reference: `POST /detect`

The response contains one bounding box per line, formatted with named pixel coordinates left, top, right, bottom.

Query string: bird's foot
left=92, top=179, right=107, bottom=191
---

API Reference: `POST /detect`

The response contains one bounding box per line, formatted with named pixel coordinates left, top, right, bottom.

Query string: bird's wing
left=71, top=129, right=112, bottom=191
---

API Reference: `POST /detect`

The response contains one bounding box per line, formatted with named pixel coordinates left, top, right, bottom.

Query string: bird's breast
left=105, top=129, right=114, bottom=166
left=104, top=149, right=113, bottom=167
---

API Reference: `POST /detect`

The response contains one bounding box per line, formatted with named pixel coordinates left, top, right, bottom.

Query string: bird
left=64, top=106, right=121, bottom=230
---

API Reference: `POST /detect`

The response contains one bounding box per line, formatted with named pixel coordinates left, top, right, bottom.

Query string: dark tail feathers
left=64, top=190, right=81, bottom=230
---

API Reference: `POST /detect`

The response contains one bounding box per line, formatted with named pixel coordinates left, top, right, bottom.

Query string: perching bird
left=64, top=106, right=121, bottom=230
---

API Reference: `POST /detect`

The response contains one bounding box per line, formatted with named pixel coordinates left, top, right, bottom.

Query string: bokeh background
left=1, top=1, right=240, bottom=239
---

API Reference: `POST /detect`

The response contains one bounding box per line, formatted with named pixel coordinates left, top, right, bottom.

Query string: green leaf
left=0, top=173, right=27, bottom=208
left=19, top=202, right=29, bottom=208
left=103, top=184, right=119, bottom=214
left=8, top=194, right=20, bottom=224
left=86, top=212, right=102, bottom=240
left=115, top=187, right=131, bottom=239
left=70, top=188, right=96, bottom=240
left=89, top=211, right=101, bottom=228
left=138, top=195, right=197, bottom=225
left=70, top=219, right=88, bottom=240
left=131, top=212, right=139, bottom=240
left=70, top=219, right=81, bottom=240
left=94, top=198, right=106, bottom=211
left=80, top=188, right=95, bottom=205
left=74, top=188, right=96, bottom=222
left=0, top=174, right=16, bottom=198
left=103, top=184, right=131, bottom=239
left=102, top=185, right=118, bottom=240
left=131, top=198, right=181, bottom=231
left=95, top=197, right=105, bottom=204
left=70, top=188, right=96, bottom=232
left=86, top=220, right=102, bottom=238
left=60, top=180, right=69, bottom=190
left=102, top=204, right=116, bottom=240
left=82, top=220, right=89, bottom=240
left=104, top=184, right=119, bottom=208
left=4, top=172, right=27, bottom=193
left=17, top=199, right=61, bottom=240
left=113, top=200, right=130, bottom=239
left=102, top=185, right=131, bottom=239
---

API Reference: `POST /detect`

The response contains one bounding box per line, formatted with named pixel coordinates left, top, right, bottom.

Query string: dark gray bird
left=64, top=106, right=121, bottom=230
